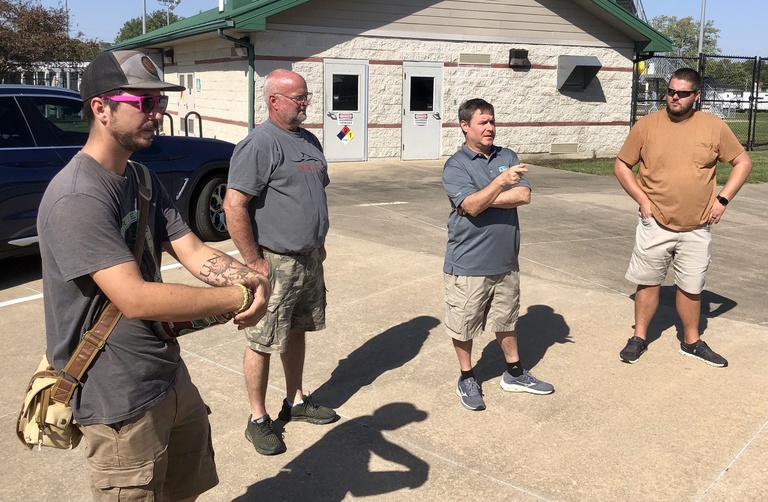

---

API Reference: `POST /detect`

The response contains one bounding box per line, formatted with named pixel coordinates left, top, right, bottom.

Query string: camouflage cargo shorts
left=245, top=248, right=326, bottom=354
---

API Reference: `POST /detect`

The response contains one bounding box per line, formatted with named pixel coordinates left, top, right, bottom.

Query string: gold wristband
left=234, top=283, right=252, bottom=314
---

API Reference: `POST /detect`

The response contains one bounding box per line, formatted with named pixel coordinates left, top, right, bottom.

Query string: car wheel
left=193, top=175, right=228, bottom=242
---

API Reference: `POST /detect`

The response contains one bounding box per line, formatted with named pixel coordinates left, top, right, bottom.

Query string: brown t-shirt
left=618, top=109, right=744, bottom=231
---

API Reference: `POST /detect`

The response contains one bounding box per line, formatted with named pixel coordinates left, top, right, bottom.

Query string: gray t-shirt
left=227, top=119, right=329, bottom=252
left=37, top=153, right=190, bottom=425
left=442, top=144, right=531, bottom=276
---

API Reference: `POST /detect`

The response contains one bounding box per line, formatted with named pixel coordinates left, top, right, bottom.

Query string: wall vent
left=459, top=53, right=491, bottom=66
left=550, top=142, right=580, bottom=154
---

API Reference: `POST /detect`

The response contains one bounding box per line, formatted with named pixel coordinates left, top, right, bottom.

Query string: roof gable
left=110, top=0, right=672, bottom=53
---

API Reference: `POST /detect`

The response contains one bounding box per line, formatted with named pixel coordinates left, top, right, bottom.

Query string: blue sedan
left=0, top=85, right=234, bottom=259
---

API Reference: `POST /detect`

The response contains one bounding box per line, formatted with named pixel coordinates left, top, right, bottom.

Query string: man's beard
left=282, top=109, right=306, bottom=129
left=112, top=124, right=156, bottom=152
left=667, top=100, right=694, bottom=118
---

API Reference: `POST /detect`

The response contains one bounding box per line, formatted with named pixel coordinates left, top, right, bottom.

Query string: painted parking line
left=0, top=249, right=242, bottom=308
left=0, top=294, right=43, bottom=308
left=355, top=201, right=409, bottom=206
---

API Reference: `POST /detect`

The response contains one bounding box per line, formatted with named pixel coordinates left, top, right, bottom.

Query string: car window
left=23, top=96, right=89, bottom=147
left=0, top=97, right=35, bottom=148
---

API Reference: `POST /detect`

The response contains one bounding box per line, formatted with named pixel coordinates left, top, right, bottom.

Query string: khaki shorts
left=80, top=363, right=218, bottom=501
left=444, top=271, right=520, bottom=342
left=625, top=215, right=711, bottom=294
left=245, top=248, right=326, bottom=354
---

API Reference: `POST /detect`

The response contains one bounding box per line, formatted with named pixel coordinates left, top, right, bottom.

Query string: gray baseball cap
left=80, top=50, right=185, bottom=101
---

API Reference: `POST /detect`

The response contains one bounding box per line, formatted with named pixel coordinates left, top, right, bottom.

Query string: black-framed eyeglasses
left=106, top=95, right=170, bottom=114
left=666, top=88, right=697, bottom=99
left=274, top=92, right=313, bottom=105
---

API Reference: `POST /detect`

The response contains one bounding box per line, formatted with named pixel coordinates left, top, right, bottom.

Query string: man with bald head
left=224, top=69, right=337, bottom=455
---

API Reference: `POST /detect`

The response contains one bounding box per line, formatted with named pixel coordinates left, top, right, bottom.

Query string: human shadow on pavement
left=232, top=403, right=429, bottom=502
left=630, top=286, right=737, bottom=346
left=474, top=304, right=571, bottom=385
left=312, top=315, right=439, bottom=409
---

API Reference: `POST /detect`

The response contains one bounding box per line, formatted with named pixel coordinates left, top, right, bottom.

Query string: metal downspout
left=218, top=29, right=255, bottom=132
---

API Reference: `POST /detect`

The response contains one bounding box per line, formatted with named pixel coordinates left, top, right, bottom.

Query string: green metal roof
left=109, top=0, right=308, bottom=50
left=111, top=0, right=674, bottom=54
left=585, top=0, right=675, bottom=52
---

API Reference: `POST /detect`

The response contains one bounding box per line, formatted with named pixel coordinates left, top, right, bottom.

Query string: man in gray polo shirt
left=443, top=98, right=554, bottom=411
left=224, top=69, right=337, bottom=455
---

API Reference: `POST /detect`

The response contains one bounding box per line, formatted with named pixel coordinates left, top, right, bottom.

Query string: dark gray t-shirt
left=37, top=153, right=190, bottom=425
left=442, top=144, right=531, bottom=276
left=227, top=119, right=329, bottom=252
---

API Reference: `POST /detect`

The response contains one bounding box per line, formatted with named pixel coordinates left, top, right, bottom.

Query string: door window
left=332, top=74, right=359, bottom=111
left=409, top=77, right=434, bottom=111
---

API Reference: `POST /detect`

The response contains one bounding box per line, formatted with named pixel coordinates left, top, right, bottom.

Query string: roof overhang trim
left=109, top=0, right=307, bottom=51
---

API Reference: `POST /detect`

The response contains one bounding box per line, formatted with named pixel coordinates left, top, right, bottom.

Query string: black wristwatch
left=716, top=195, right=729, bottom=206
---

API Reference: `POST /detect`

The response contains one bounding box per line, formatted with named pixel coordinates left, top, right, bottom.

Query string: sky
left=41, top=0, right=766, bottom=57
left=40, top=0, right=221, bottom=41
left=641, top=0, right=766, bottom=57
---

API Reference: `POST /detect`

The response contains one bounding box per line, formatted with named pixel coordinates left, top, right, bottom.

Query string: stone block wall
left=163, top=29, right=636, bottom=158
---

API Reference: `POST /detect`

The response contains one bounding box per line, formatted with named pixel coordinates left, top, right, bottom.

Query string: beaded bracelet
left=234, top=283, right=253, bottom=314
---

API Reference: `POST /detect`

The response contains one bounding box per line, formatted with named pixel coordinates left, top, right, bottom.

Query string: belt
left=260, top=246, right=313, bottom=257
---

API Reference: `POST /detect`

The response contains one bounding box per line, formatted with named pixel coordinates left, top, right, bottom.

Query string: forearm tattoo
left=199, top=250, right=254, bottom=287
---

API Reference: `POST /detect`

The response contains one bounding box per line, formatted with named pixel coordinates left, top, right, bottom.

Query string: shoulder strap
left=50, top=162, right=153, bottom=404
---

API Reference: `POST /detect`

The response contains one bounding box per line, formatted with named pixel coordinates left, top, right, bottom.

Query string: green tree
left=650, top=15, right=720, bottom=57
left=704, top=58, right=756, bottom=91
left=0, top=0, right=100, bottom=81
left=115, top=10, right=183, bottom=43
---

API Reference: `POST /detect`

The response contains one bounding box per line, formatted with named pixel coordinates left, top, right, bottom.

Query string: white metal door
left=323, top=60, right=368, bottom=162
left=176, top=70, right=195, bottom=135
left=402, top=62, right=443, bottom=160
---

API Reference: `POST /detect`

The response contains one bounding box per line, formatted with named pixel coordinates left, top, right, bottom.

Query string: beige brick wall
left=162, top=31, right=634, bottom=158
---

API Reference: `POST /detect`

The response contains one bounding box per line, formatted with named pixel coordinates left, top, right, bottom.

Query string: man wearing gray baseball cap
left=80, top=50, right=185, bottom=101
left=37, top=50, right=270, bottom=500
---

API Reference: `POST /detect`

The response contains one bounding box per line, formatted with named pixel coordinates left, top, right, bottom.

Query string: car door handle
left=433, top=112, right=441, bottom=120
left=327, top=112, right=337, bottom=119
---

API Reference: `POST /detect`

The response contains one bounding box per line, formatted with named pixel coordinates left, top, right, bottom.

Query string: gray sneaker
left=245, top=415, right=286, bottom=456
left=500, top=370, right=554, bottom=395
left=456, top=377, right=486, bottom=411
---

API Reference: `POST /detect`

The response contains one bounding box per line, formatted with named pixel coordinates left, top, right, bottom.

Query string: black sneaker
left=245, top=415, right=286, bottom=455
left=277, top=394, right=338, bottom=424
left=680, top=340, right=728, bottom=367
left=620, top=336, right=647, bottom=364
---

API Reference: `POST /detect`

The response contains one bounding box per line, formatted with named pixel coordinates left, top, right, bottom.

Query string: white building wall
left=164, top=30, right=634, bottom=158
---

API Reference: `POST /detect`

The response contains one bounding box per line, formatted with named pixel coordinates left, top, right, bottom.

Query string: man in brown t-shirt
left=613, top=68, right=752, bottom=367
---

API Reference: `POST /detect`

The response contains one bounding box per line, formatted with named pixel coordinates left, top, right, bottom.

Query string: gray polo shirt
left=442, top=144, right=530, bottom=276
left=228, top=119, right=329, bottom=252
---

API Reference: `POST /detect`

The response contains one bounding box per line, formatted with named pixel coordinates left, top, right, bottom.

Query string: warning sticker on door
left=414, top=113, right=428, bottom=126
left=336, top=126, right=355, bottom=144
left=337, top=113, right=354, bottom=126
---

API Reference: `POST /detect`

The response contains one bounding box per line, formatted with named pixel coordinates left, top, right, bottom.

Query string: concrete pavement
left=1, top=161, right=766, bottom=501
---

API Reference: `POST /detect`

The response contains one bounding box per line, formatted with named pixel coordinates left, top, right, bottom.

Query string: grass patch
left=724, top=111, right=768, bottom=145
left=532, top=150, right=768, bottom=184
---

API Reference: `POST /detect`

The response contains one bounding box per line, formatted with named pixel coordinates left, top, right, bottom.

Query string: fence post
left=746, top=56, right=760, bottom=151
left=631, top=54, right=639, bottom=126
left=697, top=53, right=706, bottom=111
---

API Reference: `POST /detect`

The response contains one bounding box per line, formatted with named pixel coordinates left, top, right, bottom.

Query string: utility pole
left=697, top=0, right=707, bottom=55
left=63, top=0, right=69, bottom=37
left=142, top=0, right=147, bottom=34
left=157, top=0, right=182, bottom=26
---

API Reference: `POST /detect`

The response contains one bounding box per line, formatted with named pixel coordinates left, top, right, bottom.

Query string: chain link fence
left=632, top=54, right=767, bottom=150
